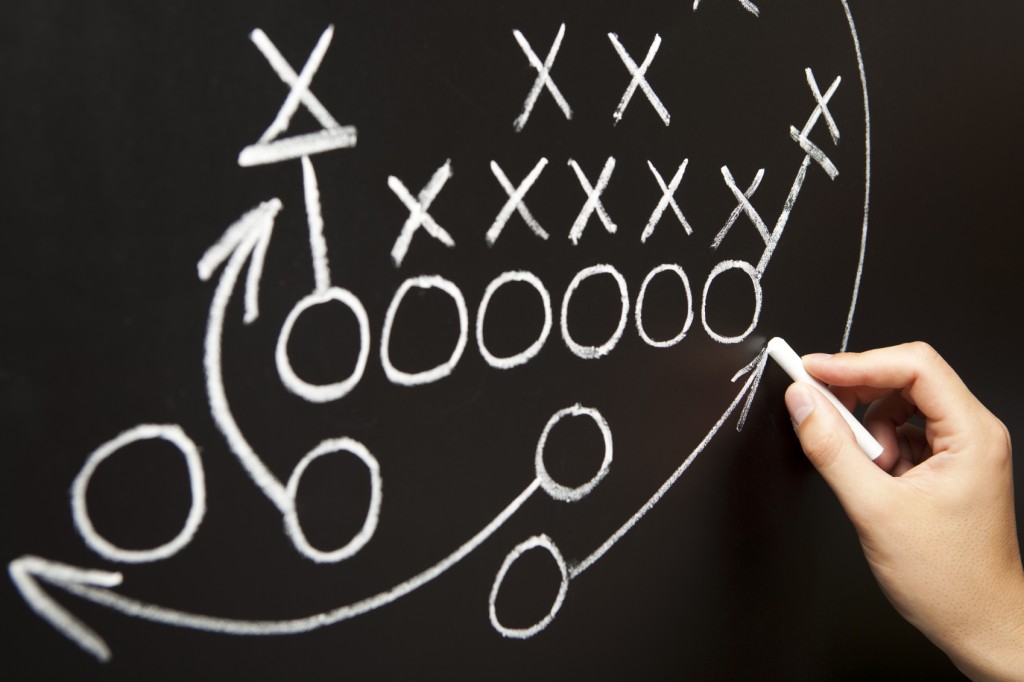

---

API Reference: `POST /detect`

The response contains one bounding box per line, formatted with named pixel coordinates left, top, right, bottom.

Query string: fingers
left=785, top=383, right=888, bottom=513
left=802, top=342, right=986, bottom=444
left=862, top=391, right=920, bottom=472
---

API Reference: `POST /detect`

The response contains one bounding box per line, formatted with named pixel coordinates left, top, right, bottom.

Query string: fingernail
left=803, top=353, right=834, bottom=362
left=785, top=384, right=815, bottom=426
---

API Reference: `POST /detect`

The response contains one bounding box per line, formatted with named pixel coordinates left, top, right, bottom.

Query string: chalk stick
left=767, top=337, right=884, bottom=461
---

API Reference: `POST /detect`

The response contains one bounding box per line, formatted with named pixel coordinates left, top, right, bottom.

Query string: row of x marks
left=390, top=158, right=773, bottom=267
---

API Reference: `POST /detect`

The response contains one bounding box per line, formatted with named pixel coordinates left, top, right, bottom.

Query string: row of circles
left=278, top=259, right=764, bottom=404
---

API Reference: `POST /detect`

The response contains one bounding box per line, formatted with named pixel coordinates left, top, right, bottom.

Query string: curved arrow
left=10, top=348, right=767, bottom=660
left=8, top=556, right=123, bottom=662
left=9, top=479, right=540, bottom=661
left=198, top=199, right=292, bottom=512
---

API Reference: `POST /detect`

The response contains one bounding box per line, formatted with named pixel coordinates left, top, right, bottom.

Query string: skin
left=783, top=342, right=1024, bottom=681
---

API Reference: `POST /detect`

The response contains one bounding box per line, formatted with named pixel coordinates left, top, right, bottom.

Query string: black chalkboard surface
left=3, top=2, right=1022, bottom=679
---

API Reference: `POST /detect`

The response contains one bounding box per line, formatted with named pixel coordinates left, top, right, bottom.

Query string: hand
left=783, top=342, right=1024, bottom=681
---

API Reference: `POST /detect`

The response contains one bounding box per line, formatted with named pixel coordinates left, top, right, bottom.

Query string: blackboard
left=3, top=2, right=1022, bottom=679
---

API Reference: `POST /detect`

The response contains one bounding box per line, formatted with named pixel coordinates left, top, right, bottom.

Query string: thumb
left=785, top=382, right=886, bottom=511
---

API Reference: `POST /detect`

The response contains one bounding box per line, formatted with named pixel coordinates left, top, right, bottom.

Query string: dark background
left=2, top=2, right=1022, bottom=680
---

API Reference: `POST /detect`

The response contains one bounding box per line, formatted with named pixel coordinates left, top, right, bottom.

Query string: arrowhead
left=197, top=198, right=283, bottom=323
left=9, top=555, right=123, bottom=662
left=730, top=346, right=770, bottom=432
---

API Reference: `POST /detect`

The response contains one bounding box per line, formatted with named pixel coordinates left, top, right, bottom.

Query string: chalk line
left=11, top=480, right=542, bottom=659
left=570, top=347, right=768, bottom=577
left=199, top=200, right=291, bottom=513
left=839, top=0, right=871, bottom=351
left=301, top=156, right=332, bottom=292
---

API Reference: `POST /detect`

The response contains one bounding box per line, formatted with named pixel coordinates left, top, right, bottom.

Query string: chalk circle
left=536, top=404, right=613, bottom=502
left=488, top=534, right=569, bottom=639
left=381, top=274, right=469, bottom=386
left=284, top=437, right=382, bottom=564
left=560, top=263, right=629, bottom=360
left=71, top=424, right=206, bottom=564
left=701, top=259, right=763, bottom=344
left=276, top=287, right=371, bottom=403
left=476, top=270, right=553, bottom=370
left=635, top=263, right=694, bottom=348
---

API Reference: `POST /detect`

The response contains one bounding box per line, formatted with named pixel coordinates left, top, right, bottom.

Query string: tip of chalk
left=766, top=337, right=789, bottom=355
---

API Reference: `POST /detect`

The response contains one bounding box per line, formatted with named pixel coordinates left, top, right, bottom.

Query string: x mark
left=568, top=157, right=617, bottom=245
left=641, top=160, right=692, bottom=242
left=713, top=166, right=768, bottom=249
left=487, top=159, right=550, bottom=246
left=608, top=33, right=670, bottom=126
left=388, top=161, right=456, bottom=267
left=238, top=25, right=357, bottom=167
left=513, top=23, right=573, bottom=132
left=789, top=68, right=842, bottom=179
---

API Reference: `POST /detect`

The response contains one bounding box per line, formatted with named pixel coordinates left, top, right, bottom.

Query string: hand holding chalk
left=780, top=342, right=1024, bottom=681
left=767, top=337, right=883, bottom=460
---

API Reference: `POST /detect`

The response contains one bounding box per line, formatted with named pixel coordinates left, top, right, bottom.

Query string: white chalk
left=767, top=337, right=884, bottom=460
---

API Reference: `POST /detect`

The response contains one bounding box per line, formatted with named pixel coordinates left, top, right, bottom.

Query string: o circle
left=276, top=287, right=371, bottom=403
left=635, top=263, right=694, bottom=348
left=701, top=260, right=763, bottom=344
left=560, top=264, right=629, bottom=360
left=381, top=275, right=469, bottom=386
left=476, top=270, right=553, bottom=370
left=283, top=437, right=382, bottom=564
left=70, top=424, right=206, bottom=564
left=535, top=404, right=613, bottom=502
left=488, top=534, right=569, bottom=639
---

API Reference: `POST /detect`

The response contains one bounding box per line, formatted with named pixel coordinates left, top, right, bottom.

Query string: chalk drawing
left=275, top=287, right=371, bottom=403
left=693, top=0, right=761, bottom=17
left=489, top=534, right=569, bottom=638
left=513, top=24, right=572, bottom=131
left=238, top=26, right=357, bottom=167
left=608, top=33, right=670, bottom=126
left=301, top=156, right=332, bottom=293
left=283, top=438, right=382, bottom=563
left=389, top=161, right=456, bottom=267
left=199, top=199, right=292, bottom=514
left=11, top=0, right=876, bottom=659
left=476, top=271, right=553, bottom=370
left=714, top=167, right=768, bottom=249
left=569, top=348, right=769, bottom=578
left=71, top=424, right=206, bottom=564
left=641, top=160, right=692, bottom=243
left=635, top=264, right=694, bottom=348
left=567, top=157, right=617, bottom=245
left=487, top=159, right=550, bottom=245
left=535, top=404, right=613, bottom=502
left=700, top=260, right=763, bottom=344
left=560, top=264, right=629, bottom=360
left=380, top=274, right=469, bottom=386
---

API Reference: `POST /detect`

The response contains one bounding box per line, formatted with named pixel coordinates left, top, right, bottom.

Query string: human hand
left=783, top=342, right=1024, bottom=681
